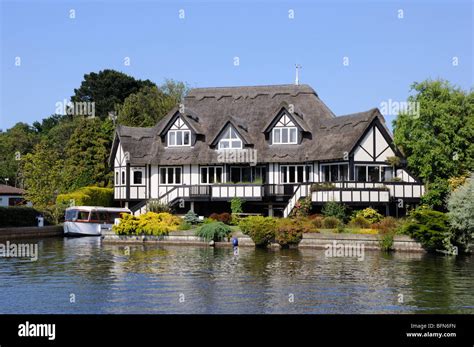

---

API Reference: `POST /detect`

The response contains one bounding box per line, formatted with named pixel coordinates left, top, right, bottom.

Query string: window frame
left=218, top=126, right=243, bottom=150
left=354, top=164, right=392, bottom=182
left=159, top=167, right=182, bottom=185
left=321, top=163, right=349, bottom=182
left=167, top=129, right=191, bottom=147
left=280, top=165, right=312, bottom=184
left=200, top=166, right=223, bottom=185
left=229, top=166, right=266, bottom=184
left=132, top=169, right=144, bottom=185
left=272, top=126, right=298, bottom=144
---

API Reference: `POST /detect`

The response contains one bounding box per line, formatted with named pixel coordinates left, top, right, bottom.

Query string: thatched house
left=109, top=84, right=424, bottom=217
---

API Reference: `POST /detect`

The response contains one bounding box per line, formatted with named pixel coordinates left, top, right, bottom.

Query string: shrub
left=292, top=196, right=312, bottom=218
left=372, top=217, right=399, bottom=234
left=56, top=186, right=114, bottom=207
left=0, top=206, right=42, bottom=227
left=376, top=218, right=398, bottom=252
left=274, top=219, right=303, bottom=247
left=297, top=217, right=319, bottom=233
left=202, top=217, right=215, bottom=224
left=43, top=201, right=70, bottom=225
left=178, top=222, right=192, bottom=230
left=322, top=201, right=346, bottom=221
left=308, top=215, right=324, bottom=228
left=239, top=216, right=277, bottom=247
left=311, top=182, right=336, bottom=191
left=218, top=212, right=232, bottom=224
left=353, top=208, right=383, bottom=225
left=322, top=216, right=340, bottom=229
left=230, top=197, right=244, bottom=214
left=183, top=210, right=200, bottom=225
left=147, top=200, right=171, bottom=213
left=229, top=214, right=241, bottom=226
left=379, top=233, right=395, bottom=252
left=113, top=213, right=140, bottom=235
left=349, top=215, right=371, bottom=229
left=447, top=174, right=474, bottom=252
left=401, top=207, right=451, bottom=252
left=336, top=222, right=346, bottom=233
left=196, top=221, right=231, bottom=241
left=209, top=212, right=232, bottom=225
left=113, top=212, right=181, bottom=236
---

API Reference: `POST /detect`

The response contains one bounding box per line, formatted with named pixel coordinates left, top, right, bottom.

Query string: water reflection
left=0, top=237, right=472, bottom=314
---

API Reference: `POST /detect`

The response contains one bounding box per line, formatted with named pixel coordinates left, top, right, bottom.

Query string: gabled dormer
left=210, top=120, right=250, bottom=150
left=263, top=106, right=309, bottom=145
left=159, top=110, right=203, bottom=147
left=167, top=117, right=191, bottom=147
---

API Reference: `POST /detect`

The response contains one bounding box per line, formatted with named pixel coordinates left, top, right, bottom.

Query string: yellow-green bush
left=56, top=186, right=114, bottom=207
left=113, top=212, right=181, bottom=236
left=113, top=213, right=139, bottom=235
left=352, top=208, right=383, bottom=224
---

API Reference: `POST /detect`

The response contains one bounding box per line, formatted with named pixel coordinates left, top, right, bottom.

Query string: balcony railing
left=211, top=184, right=263, bottom=200
left=264, top=184, right=299, bottom=196
left=310, top=181, right=425, bottom=202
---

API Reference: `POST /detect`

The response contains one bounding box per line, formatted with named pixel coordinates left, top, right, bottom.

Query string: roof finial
left=295, top=64, right=302, bottom=85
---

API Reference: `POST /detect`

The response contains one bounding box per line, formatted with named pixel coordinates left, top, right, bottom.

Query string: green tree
left=447, top=173, right=474, bottom=252
left=322, top=201, right=347, bottom=221
left=32, top=114, right=65, bottom=135
left=63, top=118, right=114, bottom=190
left=71, top=69, right=155, bottom=118
left=160, top=79, right=188, bottom=104
left=117, top=80, right=188, bottom=127
left=20, top=142, right=65, bottom=209
left=0, top=123, right=38, bottom=186
left=401, top=207, right=451, bottom=252
left=393, top=80, right=474, bottom=210
left=117, top=85, right=173, bottom=127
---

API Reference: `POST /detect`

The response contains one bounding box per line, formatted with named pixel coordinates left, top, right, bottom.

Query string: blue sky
left=1, top=0, right=472, bottom=131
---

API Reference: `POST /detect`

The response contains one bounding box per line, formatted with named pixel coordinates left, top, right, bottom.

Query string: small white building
left=0, top=184, right=29, bottom=207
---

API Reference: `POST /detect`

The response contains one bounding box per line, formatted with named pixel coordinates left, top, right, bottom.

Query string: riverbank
left=102, top=229, right=425, bottom=252
left=0, top=225, right=63, bottom=240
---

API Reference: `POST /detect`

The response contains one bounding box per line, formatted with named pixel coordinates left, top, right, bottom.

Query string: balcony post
left=268, top=204, right=273, bottom=217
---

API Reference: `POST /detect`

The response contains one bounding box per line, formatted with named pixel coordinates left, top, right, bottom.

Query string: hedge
left=0, top=206, right=42, bottom=228
left=56, top=186, right=114, bottom=207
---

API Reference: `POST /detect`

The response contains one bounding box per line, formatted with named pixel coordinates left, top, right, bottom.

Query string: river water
left=0, top=237, right=472, bottom=314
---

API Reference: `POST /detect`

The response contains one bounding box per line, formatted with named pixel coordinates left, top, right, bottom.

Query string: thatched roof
left=111, top=84, right=389, bottom=166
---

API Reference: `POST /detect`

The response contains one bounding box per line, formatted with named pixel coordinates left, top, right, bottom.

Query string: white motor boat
left=63, top=206, right=131, bottom=236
